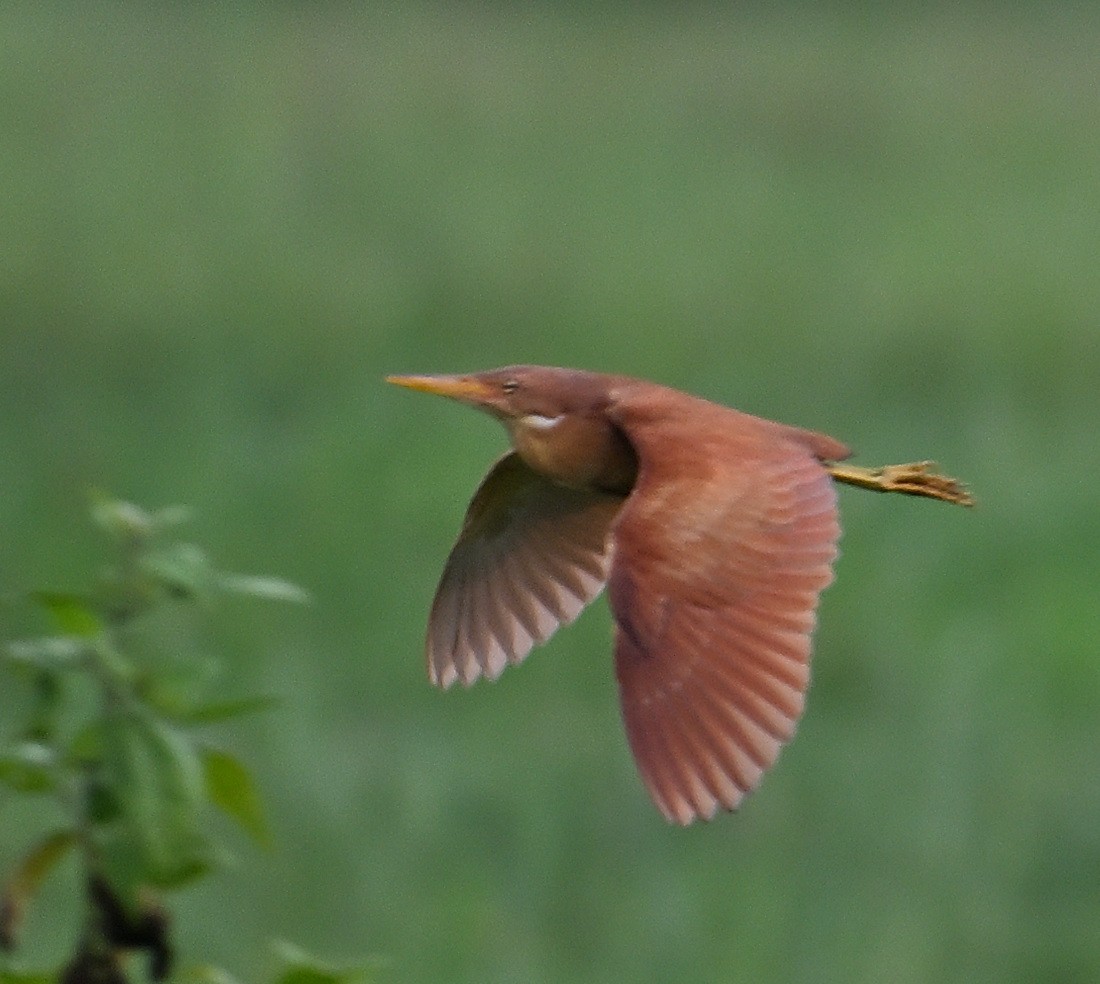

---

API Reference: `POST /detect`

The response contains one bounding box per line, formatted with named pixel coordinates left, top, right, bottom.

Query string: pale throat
left=506, top=413, right=637, bottom=493
left=521, top=412, right=563, bottom=432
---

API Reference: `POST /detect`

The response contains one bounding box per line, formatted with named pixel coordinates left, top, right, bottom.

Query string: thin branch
left=827, top=460, right=975, bottom=507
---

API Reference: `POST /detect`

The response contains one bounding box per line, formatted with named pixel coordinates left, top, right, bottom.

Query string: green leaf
left=177, top=695, right=282, bottom=724
left=0, top=970, right=56, bottom=984
left=201, top=747, right=273, bottom=849
left=0, top=830, right=76, bottom=949
left=30, top=592, right=101, bottom=638
left=175, top=965, right=245, bottom=984
left=136, top=656, right=221, bottom=720
left=149, top=505, right=192, bottom=530
left=21, top=671, right=63, bottom=743
left=4, top=637, right=85, bottom=670
left=141, top=543, right=213, bottom=601
left=90, top=635, right=136, bottom=685
left=91, top=495, right=154, bottom=541
left=0, top=742, right=56, bottom=793
left=271, top=941, right=381, bottom=984
left=99, top=707, right=212, bottom=891
left=93, top=573, right=158, bottom=624
left=218, top=574, right=311, bottom=604
left=66, top=721, right=105, bottom=767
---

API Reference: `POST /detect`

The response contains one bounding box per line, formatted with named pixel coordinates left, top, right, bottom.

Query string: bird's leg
left=827, top=460, right=974, bottom=507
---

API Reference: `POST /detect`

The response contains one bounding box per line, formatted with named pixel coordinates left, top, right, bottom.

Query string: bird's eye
left=501, top=379, right=519, bottom=395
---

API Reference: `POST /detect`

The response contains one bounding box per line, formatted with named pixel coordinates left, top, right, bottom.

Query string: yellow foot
left=827, top=461, right=974, bottom=507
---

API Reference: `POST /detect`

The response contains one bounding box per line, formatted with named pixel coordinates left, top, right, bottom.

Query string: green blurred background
left=3, top=4, right=1099, bottom=982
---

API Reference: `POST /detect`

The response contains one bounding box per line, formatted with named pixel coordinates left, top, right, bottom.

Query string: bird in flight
left=388, top=366, right=972, bottom=825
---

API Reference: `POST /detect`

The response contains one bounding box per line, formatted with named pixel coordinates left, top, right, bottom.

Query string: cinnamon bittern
left=387, top=366, right=971, bottom=825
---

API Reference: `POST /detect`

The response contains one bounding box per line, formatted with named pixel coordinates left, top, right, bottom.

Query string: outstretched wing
left=427, top=452, right=624, bottom=688
left=608, top=391, right=845, bottom=824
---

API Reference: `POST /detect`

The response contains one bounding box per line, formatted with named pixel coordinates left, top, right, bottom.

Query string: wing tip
left=653, top=779, right=749, bottom=826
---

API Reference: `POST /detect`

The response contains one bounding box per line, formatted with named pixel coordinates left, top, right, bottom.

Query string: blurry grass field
left=3, top=4, right=1100, bottom=983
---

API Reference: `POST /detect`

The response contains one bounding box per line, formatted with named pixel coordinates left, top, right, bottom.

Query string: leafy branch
left=0, top=498, right=365, bottom=984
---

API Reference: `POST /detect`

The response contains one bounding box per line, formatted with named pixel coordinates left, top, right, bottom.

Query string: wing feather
left=426, top=452, right=623, bottom=687
left=607, top=387, right=844, bottom=823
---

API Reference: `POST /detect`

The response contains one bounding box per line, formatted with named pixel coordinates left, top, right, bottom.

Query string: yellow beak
left=386, top=374, right=497, bottom=403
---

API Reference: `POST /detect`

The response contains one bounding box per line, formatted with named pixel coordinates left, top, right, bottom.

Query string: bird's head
left=386, top=365, right=606, bottom=422
left=387, top=366, right=637, bottom=492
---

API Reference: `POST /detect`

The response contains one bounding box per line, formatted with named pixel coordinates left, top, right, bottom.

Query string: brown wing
left=427, top=452, right=624, bottom=688
left=607, top=390, right=844, bottom=824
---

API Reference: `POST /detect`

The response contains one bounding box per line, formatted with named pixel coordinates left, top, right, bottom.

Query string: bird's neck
left=507, top=414, right=637, bottom=495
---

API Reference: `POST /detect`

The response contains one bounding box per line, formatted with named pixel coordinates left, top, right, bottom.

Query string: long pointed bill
left=385, top=374, right=497, bottom=404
